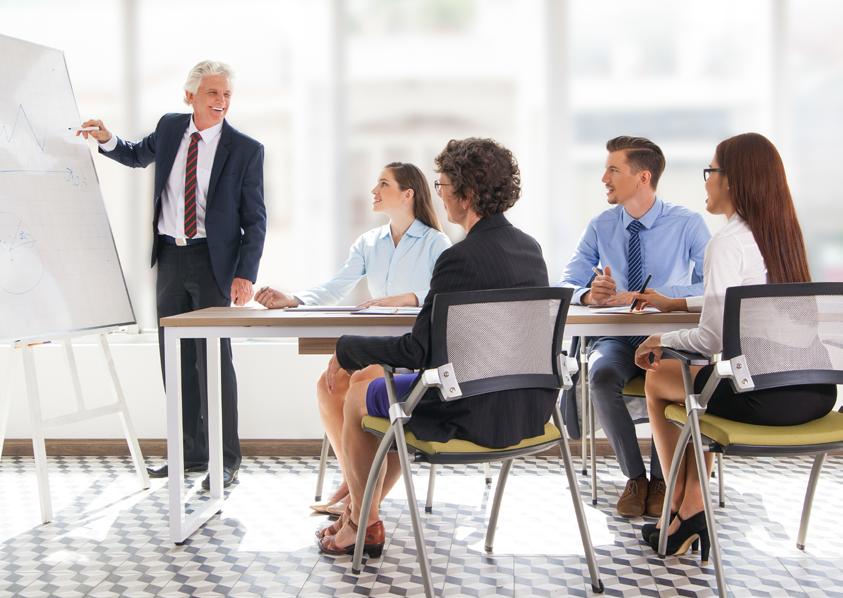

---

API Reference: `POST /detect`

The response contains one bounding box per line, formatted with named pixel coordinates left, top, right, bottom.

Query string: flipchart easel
left=0, top=326, right=149, bottom=523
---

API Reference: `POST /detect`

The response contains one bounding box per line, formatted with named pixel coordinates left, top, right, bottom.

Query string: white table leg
left=167, top=330, right=224, bottom=544
left=166, top=329, right=187, bottom=543
left=206, top=336, right=223, bottom=500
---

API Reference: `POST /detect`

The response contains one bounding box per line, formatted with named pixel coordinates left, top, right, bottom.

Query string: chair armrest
left=661, top=348, right=710, bottom=366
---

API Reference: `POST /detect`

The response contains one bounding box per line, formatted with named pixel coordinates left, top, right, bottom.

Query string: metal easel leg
left=22, top=346, right=53, bottom=523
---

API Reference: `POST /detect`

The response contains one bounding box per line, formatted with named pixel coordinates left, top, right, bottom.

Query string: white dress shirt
left=100, top=118, right=223, bottom=239
left=661, top=214, right=767, bottom=356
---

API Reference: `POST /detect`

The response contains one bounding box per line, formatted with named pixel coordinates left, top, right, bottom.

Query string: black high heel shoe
left=649, top=511, right=709, bottom=562
left=641, top=511, right=676, bottom=543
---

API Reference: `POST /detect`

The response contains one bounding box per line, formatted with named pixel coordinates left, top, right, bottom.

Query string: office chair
left=579, top=366, right=727, bottom=507
left=655, top=282, right=843, bottom=597
left=349, top=287, right=604, bottom=597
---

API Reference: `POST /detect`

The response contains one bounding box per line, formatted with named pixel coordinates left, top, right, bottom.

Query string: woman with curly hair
left=316, top=138, right=553, bottom=556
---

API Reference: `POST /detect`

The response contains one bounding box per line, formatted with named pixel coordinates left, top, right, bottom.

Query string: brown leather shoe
left=616, top=477, right=648, bottom=518
left=645, top=478, right=666, bottom=518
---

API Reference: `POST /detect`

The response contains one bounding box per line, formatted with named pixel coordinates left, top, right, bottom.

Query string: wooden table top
left=159, top=305, right=700, bottom=328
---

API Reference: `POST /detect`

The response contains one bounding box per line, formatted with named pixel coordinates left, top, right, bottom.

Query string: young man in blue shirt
left=560, top=136, right=710, bottom=518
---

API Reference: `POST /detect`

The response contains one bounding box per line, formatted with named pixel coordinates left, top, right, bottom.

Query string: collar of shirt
left=378, top=219, right=427, bottom=241
left=187, top=118, right=224, bottom=144
left=621, top=196, right=664, bottom=230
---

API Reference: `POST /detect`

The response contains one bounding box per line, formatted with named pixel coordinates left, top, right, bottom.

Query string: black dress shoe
left=146, top=462, right=208, bottom=478
left=202, top=466, right=239, bottom=490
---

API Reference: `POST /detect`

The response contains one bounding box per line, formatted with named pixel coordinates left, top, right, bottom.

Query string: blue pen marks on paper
left=0, top=212, right=43, bottom=295
left=0, top=104, right=48, bottom=151
left=0, top=104, right=87, bottom=187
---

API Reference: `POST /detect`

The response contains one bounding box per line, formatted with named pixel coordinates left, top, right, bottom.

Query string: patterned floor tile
left=1, top=454, right=842, bottom=596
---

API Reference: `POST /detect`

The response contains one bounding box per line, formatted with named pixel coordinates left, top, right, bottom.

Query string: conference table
left=159, top=305, right=700, bottom=544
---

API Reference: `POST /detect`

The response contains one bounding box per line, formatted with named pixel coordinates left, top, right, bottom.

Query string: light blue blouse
left=294, top=219, right=451, bottom=306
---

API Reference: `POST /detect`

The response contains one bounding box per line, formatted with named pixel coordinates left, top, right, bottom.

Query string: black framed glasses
left=434, top=180, right=451, bottom=195
left=703, top=167, right=724, bottom=182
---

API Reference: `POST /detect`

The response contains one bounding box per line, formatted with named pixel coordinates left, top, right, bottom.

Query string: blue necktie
left=627, top=220, right=645, bottom=346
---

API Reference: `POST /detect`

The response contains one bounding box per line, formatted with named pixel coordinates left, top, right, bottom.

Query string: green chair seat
left=623, top=375, right=646, bottom=397
left=362, top=416, right=561, bottom=456
left=665, top=404, right=843, bottom=448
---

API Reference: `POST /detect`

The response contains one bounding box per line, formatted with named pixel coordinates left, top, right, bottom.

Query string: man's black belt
left=158, top=234, right=208, bottom=246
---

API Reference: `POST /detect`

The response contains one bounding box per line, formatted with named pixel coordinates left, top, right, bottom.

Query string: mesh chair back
left=430, top=287, right=572, bottom=399
left=722, top=283, right=843, bottom=390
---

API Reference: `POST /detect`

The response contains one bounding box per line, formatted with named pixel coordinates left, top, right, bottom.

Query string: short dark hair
left=434, top=138, right=520, bottom=218
left=606, top=136, right=666, bottom=189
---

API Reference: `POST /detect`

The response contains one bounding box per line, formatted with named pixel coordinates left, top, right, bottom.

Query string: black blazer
left=100, top=113, right=267, bottom=296
left=337, top=213, right=555, bottom=448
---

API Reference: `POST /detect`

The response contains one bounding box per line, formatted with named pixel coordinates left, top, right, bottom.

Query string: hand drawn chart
left=0, top=212, right=43, bottom=294
left=0, top=34, right=134, bottom=341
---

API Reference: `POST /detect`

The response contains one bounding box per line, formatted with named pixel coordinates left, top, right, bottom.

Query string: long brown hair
left=385, top=162, right=441, bottom=231
left=715, top=133, right=811, bottom=284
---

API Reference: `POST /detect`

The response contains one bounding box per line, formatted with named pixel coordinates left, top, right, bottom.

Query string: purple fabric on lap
left=365, top=374, right=419, bottom=418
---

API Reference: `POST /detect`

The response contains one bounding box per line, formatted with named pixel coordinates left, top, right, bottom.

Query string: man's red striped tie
left=183, top=132, right=201, bottom=238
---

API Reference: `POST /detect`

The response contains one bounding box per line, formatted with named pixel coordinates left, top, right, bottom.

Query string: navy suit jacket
left=100, top=113, right=266, bottom=296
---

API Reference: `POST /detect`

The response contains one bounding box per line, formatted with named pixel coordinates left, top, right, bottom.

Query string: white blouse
left=661, top=214, right=767, bottom=356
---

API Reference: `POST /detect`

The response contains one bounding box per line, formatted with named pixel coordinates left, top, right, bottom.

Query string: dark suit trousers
left=156, top=243, right=241, bottom=469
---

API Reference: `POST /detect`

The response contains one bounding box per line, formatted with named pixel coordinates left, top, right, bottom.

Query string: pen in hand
left=629, top=273, right=653, bottom=312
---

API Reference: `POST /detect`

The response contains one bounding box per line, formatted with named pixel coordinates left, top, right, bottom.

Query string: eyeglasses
left=434, top=180, right=451, bottom=196
left=703, top=167, right=724, bottom=182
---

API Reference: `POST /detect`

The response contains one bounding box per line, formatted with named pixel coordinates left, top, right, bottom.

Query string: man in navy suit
left=81, top=60, right=266, bottom=488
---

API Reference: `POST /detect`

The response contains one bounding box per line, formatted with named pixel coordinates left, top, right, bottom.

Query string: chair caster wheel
left=314, top=495, right=321, bottom=502
left=591, top=499, right=597, bottom=506
left=797, top=543, right=805, bottom=551
left=424, top=507, right=432, bottom=514
left=592, top=580, right=605, bottom=593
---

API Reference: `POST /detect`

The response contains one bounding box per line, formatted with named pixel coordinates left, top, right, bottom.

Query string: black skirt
left=694, top=364, right=837, bottom=426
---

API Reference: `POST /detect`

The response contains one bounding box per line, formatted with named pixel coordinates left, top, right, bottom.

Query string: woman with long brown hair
left=255, top=162, right=451, bottom=514
left=632, top=133, right=836, bottom=559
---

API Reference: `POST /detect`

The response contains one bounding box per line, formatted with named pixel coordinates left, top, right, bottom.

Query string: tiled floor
left=1, top=453, right=842, bottom=596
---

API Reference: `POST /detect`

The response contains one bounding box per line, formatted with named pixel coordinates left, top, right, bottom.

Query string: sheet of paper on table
left=283, top=305, right=360, bottom=312
left=586, top=305, right=661, bottom=314
left=353, top=306, right=423, bottom=315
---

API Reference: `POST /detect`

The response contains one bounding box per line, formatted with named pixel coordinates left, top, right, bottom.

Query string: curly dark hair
left=434, top=138, right=521, bottom=218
